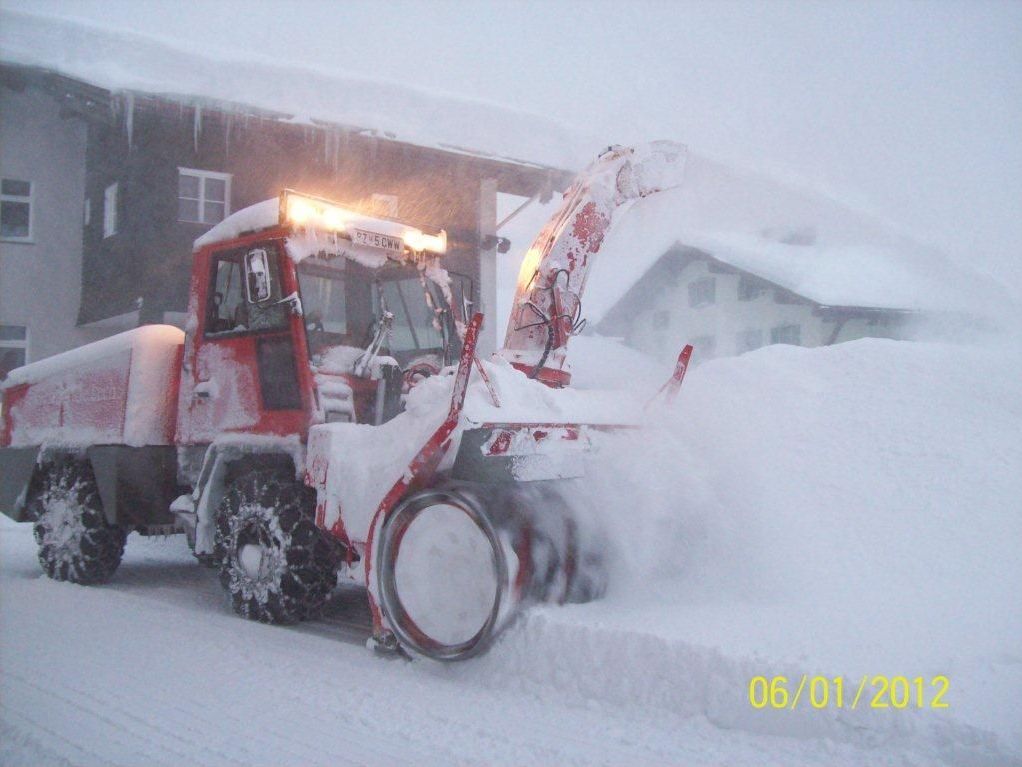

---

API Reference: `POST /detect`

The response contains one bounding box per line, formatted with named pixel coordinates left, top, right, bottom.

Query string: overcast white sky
left=7, top=0, right=1022, bottom=296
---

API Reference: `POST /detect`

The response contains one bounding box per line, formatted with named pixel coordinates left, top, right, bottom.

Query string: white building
left=586, top=152, right=1006, bottom=365
left=0, top=73, right=109, bottom=377
left=597, top=243, right=916, bottom=366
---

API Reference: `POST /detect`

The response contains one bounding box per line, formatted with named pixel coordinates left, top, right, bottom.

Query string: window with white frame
left=770, top=324, right=801, bottom=345
left=690, top=334, right=716, bottom=361
left=178, top=168, right=231, bottom=224
left=738, top=275, right=765, bottom=301
left=688, top=277, right=716, bottom=308
left=736, top=329, right=763, bottom=353
left=1, top=179, right=33, bottom=241
left=0, top=325, right=29, bottom=378
left=103, top=182, right=118, bottom=238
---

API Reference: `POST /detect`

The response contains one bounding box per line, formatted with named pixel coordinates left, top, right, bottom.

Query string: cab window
left=374, top=277, right=444, bottom=354
left=206, top=246, right=288, bottom=335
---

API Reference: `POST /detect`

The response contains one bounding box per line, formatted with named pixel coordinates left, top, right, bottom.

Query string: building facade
left=0, top=62, right=570, bottom=373
left=598, top=245, right=911, bottom=366
left=0, top=71, right=111, bottom=377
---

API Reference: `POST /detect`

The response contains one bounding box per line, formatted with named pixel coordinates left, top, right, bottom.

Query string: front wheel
left=214, top=470, right=339, bottom=624
left=30, top=457, right=126, bottom=584
left=376, top=486, right=516, bottom=661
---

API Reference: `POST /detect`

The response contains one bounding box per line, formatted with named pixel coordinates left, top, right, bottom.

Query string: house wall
left=622, top=257, right=904, bottom=365
left=2, top=67, right=566, bottom=365
left=80, top=98, right=562, bottom=337
left=0, top=85, right=108, bottom=372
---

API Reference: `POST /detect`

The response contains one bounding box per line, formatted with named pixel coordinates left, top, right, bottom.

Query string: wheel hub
left=232, top=515, right=287, bottom=600
left=40, top=489, right=84, bottom=550
left=238, top=543, right=266, bottom=579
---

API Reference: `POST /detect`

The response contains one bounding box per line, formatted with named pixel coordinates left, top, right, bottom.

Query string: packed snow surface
left=2, top=337, right=1019, bottom=765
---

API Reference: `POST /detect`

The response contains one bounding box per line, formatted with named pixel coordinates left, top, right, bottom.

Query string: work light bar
left=278, top=189, right=447, bottom=255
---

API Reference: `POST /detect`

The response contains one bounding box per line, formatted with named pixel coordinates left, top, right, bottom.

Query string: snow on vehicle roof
left=192, top=199, right=280, bottom=249
left=2, top=324, right=184, bottom=389
left=579, top=152, right=1013, bottom=320
left=0, top=9, right=586, bottom=171
left=194, top=195, right=449, bottom=277
left=194, top=194, right=444, bottom=251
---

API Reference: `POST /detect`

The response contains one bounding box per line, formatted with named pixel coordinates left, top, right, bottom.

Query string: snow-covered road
left=0, top=521, right=929, bottom=767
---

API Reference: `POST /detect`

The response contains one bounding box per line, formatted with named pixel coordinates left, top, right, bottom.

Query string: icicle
left=193, top=104, right=203, bottom=153
left=124, top=92, right=135, bottom=150
left=224, top=113, right=232, bottom=160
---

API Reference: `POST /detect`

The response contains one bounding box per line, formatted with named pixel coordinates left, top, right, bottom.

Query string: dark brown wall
left=81, top=96, right=566, bottom=325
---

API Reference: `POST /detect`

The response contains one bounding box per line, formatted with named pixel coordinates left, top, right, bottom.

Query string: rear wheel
left=215, top=470, right=339, bottom=624
left=30, top=457, right=126, bottom=584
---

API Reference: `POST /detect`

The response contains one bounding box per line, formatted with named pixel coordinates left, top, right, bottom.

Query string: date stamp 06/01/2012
left=748, top=675, right=950, bottom=711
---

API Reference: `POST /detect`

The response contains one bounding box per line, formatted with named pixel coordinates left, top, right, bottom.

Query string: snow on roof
left=192, top=199, right=280, bottom=249
left=0, top=9, right=586, bottom=171
left=3, top=324, right=184, bottom=389
left=582, top=152, right=1013, bottom=320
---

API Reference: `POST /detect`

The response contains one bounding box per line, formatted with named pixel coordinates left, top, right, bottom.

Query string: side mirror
left=244, top=248, right=272, bottom=303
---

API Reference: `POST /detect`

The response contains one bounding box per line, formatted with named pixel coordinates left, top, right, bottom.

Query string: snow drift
left=465, top=337, right=1022, bottom=764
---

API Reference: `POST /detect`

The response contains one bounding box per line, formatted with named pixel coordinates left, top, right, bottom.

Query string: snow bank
left=0, top=9, right=585, bottom=171
left=460, top=337, right=1021, bottom=762
left=302, top=335, right=1022, bottom=761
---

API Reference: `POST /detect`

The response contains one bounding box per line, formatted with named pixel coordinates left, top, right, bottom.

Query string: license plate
left=351, top=229, right=403, bottom=252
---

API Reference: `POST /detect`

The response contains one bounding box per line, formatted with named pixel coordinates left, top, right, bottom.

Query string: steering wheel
left=401, top=355, right=442, bottom=394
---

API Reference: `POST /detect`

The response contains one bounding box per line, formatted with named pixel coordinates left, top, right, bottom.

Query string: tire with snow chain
left=30, top=457, right=127, bottom=585
left=214, top=470, right=339, bottom=624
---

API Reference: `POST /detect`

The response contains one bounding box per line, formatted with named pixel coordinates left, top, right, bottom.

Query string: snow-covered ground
left=3, top=336, right=1019, bottom=766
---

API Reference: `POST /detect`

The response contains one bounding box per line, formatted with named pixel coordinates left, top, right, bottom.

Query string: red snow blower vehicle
left=0, top=142, right=690, bottom=660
